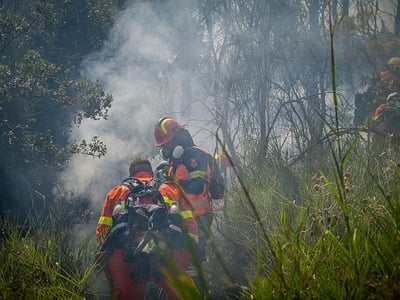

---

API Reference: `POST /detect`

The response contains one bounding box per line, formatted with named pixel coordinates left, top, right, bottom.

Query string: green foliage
left=0, top=208, right=98, bottom=299
left=215, top=140, right=400, bottom=299
left=213, top=13, right=400, bottom=297
left=0, top=24, right=114, bottom=166
left=70, top=136, right=107, bottom=158
left=0, top=0, right=123, bottom=216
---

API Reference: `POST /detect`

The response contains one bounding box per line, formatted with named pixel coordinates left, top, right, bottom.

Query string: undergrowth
left=0, top=203, right=98, bottom=300
left=262, top=152, right=398, bottom=297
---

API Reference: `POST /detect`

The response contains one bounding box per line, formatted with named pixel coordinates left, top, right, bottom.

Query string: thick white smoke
left=57, top=1, right=212, bottom=214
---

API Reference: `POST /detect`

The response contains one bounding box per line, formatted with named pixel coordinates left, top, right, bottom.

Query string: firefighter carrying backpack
left=100, top=177, right=166, bottom=253
left=106, top=177, right=186, bottom=264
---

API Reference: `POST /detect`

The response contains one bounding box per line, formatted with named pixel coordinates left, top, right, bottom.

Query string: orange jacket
left=95, top=172, right=153, bottom=243
left=158, top=181, right=199, bottom=242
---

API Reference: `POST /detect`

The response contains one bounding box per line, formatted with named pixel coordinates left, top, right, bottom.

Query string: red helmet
left=154, top=117, right=181, bottom=147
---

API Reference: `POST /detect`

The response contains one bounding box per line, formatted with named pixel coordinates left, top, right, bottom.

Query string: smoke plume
left=57, top=1, right=211, bottom=214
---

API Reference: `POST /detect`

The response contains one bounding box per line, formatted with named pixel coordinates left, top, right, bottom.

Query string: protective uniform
left=158, top=181, right=199, bottom=242
left=372, top=92, right=400, bottom=141
left=375, top=57, right=400, bottom=97
left=154, top=117, right=215, bottom=260
left=97, top=157, right=201, bottom=299
left=96, top=170, right=152, bottom=300
left=96, top=172, right=153, bottom=242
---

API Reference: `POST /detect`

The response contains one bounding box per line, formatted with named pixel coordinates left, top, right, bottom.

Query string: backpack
left=100, top=178, right=166, bottom=253
left=179, top=146, right=226, bottom=199
left=120, top=178, right=188, bottom=262
left=122, top=177, right=164, bottom=205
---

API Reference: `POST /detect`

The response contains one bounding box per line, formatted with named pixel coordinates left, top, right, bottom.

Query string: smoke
left=55, top=5, right=213, bottom=294
left=56, top=1, right=211, bottom=213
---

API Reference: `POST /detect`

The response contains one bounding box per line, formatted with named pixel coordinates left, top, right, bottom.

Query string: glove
left=159, top=162, right=174, bottom=182
left=162, top=224, right=185, bottom=249
left=168, top=212, right=183, bottom=227
left=161, top=171, right=174, bottom=182
left=131, top=253, right=151, bottom=283
left=149, top=254, right=162, bottom=281
left=156, top=160, right=169, bottom=172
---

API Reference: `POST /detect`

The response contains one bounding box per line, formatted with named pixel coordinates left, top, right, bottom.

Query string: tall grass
left=0, top=203, right=98, bottom=299
left=207, top=8, right=400, bottom=300
left=2, top=140, right=399, bottom=299
left=247, top=147, right=400, bottom=298
left=3, top=11, right=400, bottom=298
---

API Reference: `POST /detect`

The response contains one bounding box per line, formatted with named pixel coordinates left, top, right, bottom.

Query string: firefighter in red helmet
left=375, top=57, right=400, bottom=97
left=153, top=117, right=224, bottom=265
left=154, top=117, right=218, bottom=294
left=154, top=117, right=182, bottom=148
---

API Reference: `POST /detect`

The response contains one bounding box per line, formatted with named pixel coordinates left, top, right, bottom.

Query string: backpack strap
left=122, top=177, right=145, bottom=192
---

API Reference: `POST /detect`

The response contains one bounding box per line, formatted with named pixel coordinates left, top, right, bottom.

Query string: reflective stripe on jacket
left=171, top=147, right=212, bottom=217
left=95, top=173, right=153, bottom=243
left=158, top=181, right=199, bottom=242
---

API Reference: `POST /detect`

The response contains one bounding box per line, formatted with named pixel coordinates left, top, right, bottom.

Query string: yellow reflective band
left=188, top=233, right=199, bottom=243
left=188, top=170, right=208, bottom=180
left=163, top=196, right=175, bottom=206
left=163, top=196, right=193, bottom=218
left=160, top=117, right=173, bottom=134
left=180, top=209, right=193, bottom=219
left=98, top=216, right=112, bottom=226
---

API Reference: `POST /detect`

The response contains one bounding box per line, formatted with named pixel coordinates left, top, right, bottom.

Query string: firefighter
left=153, top=117, right=220, bottom=262
left=375, top=57, right=400, bottom=98
left=96, top=157, right=201, bottom=299
left=156, top=178, right=203, bottom=297
left=95, top=157, right=155, bottom=299
left=372, top=92, right=400, bottom=140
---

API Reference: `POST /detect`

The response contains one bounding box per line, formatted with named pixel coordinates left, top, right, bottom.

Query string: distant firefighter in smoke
left=371, top=92, right=400, bottom=143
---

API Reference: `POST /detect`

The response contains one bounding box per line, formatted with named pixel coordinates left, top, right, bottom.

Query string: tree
left=198, top=0, right=330, bottom=171
left=0, top=0, right=124, bottom=219
left=197, top=0, right=400, bottom=177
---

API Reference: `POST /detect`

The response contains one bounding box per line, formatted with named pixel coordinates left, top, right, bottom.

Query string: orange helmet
left=154, top=117, right=182, bottom=147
